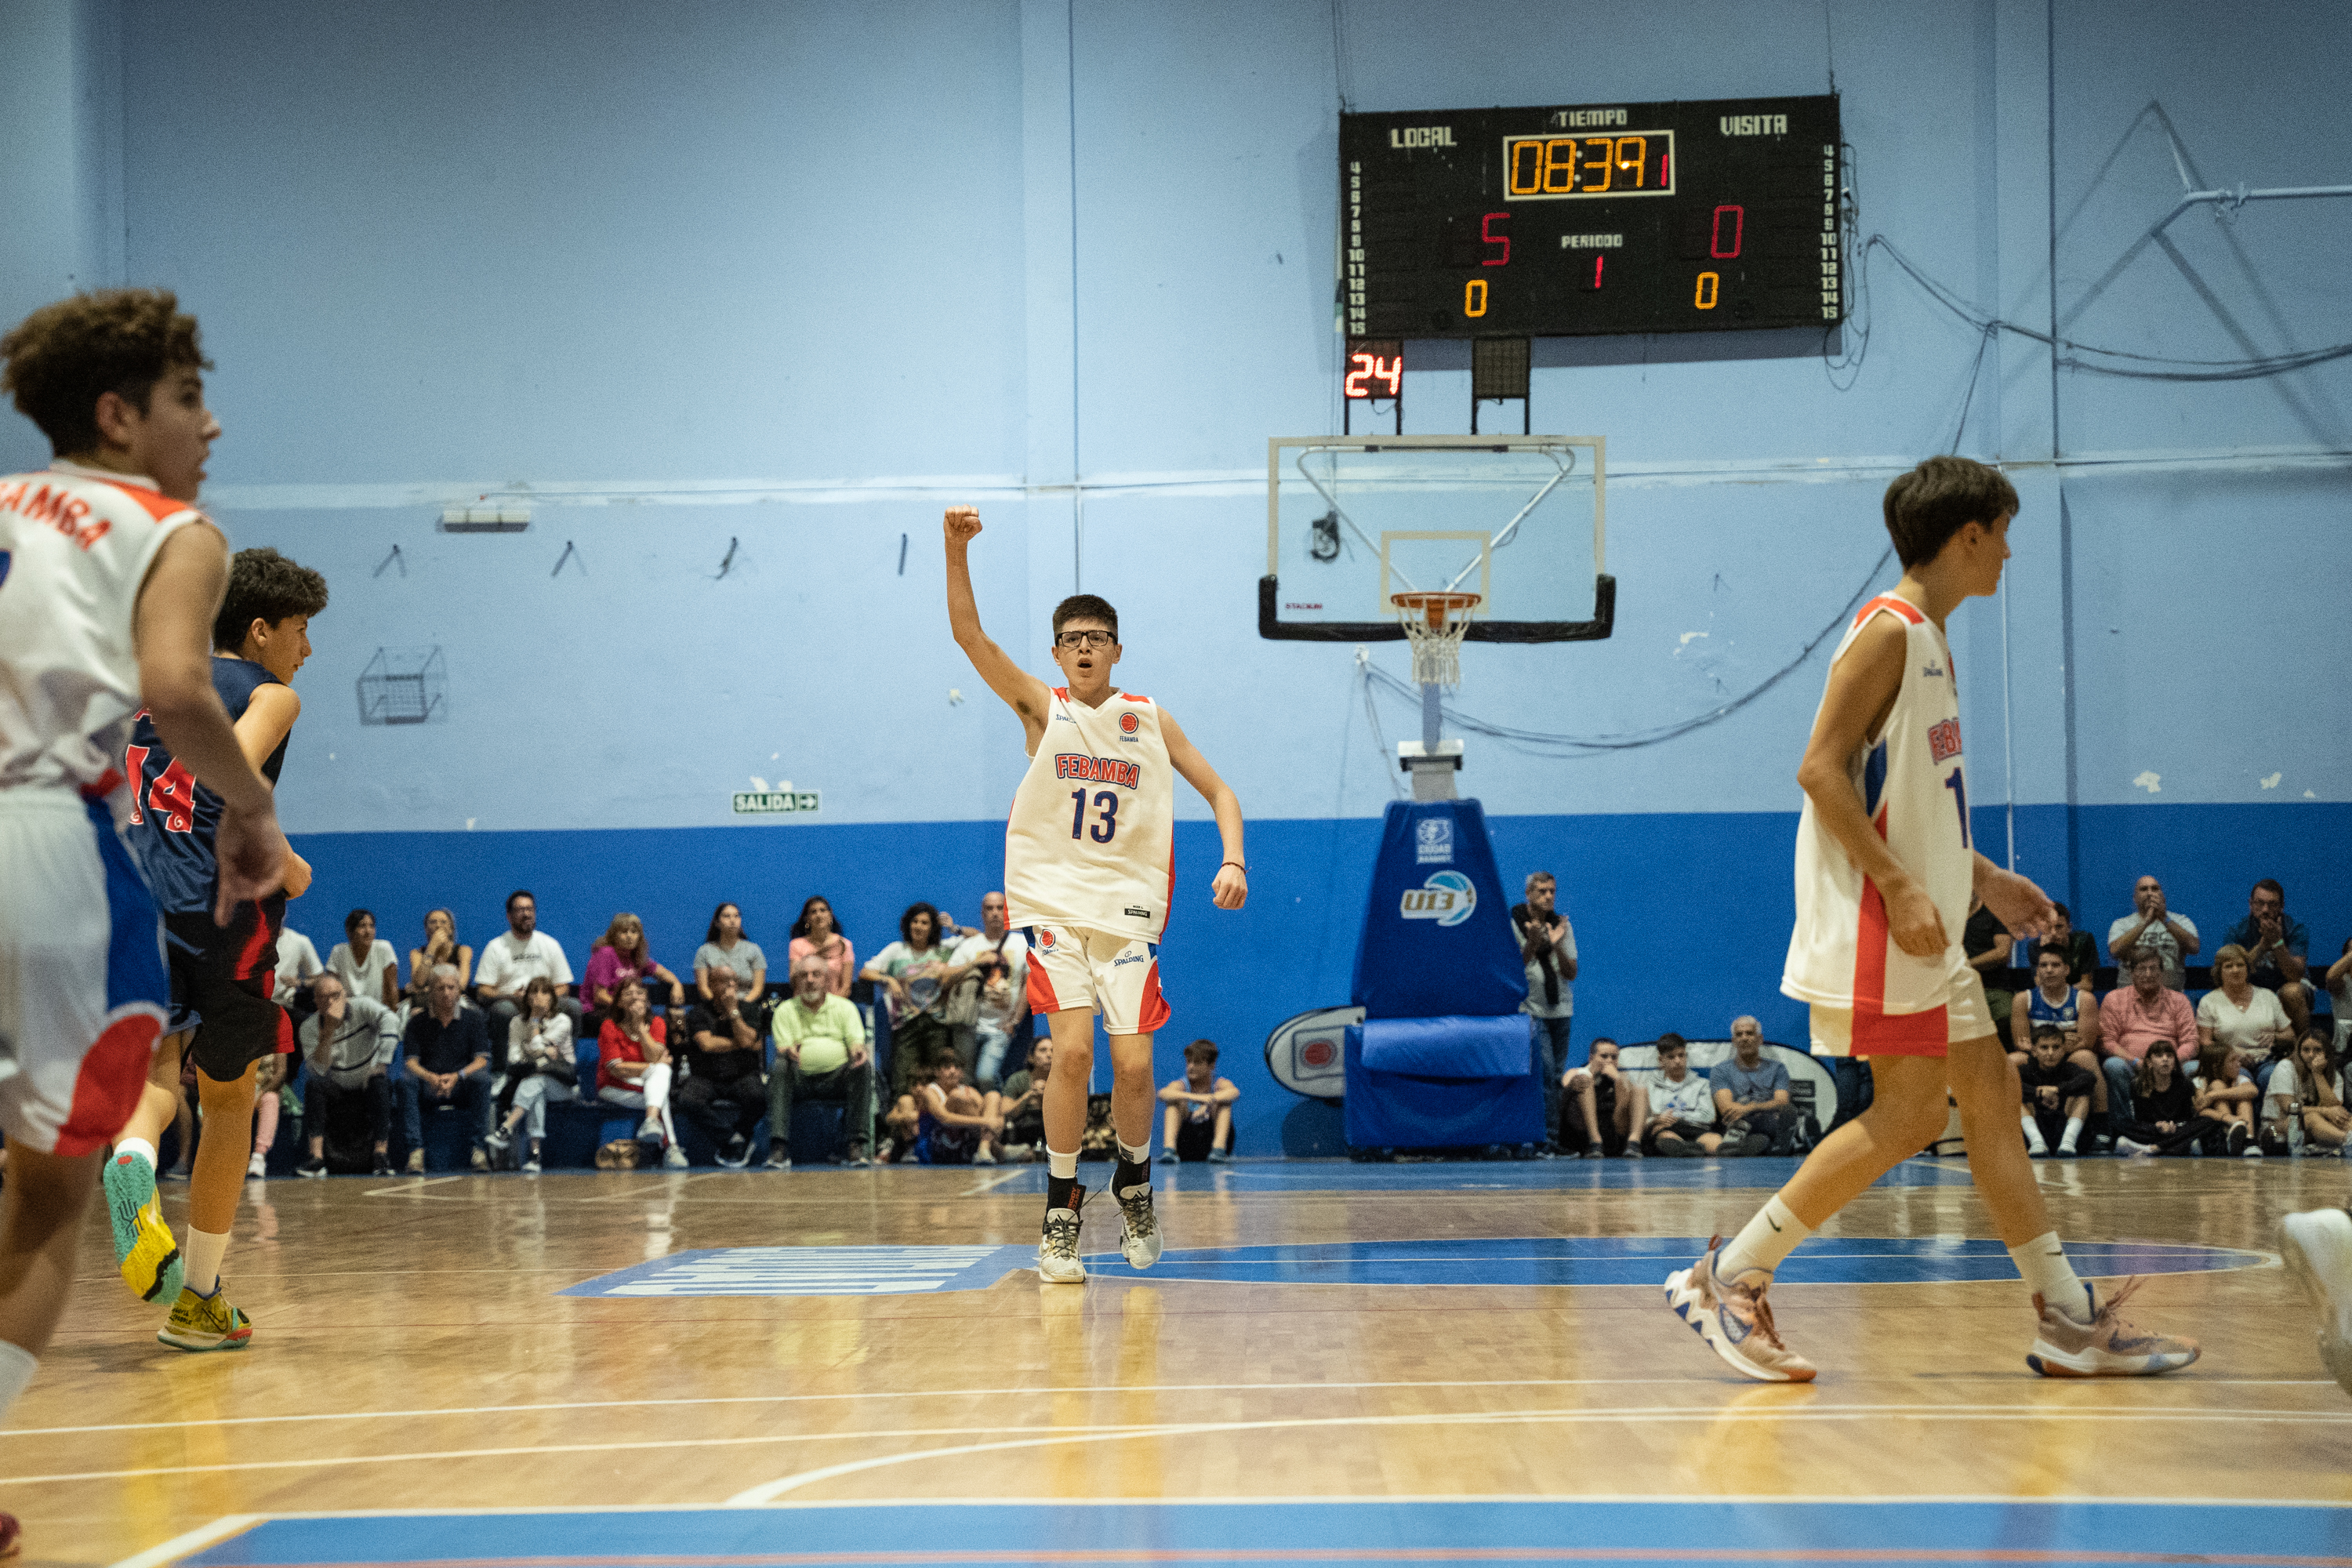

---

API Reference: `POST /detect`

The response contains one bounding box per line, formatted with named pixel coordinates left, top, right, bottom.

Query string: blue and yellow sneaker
left=157, top=1283, right=252, bottom=1352
left=103, top=1146, right=181, bottom=1305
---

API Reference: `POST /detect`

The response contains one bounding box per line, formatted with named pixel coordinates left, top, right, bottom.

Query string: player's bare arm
left=1793, top=612, right=1944, bottom=958
left=943, top=507, right=1052, bottom=746
left=234, top=681, right=313, bottom=898
left=1973, top=851, right=2054, bottom=942
left=1160, top=707, right=1247, bottom=910
left=132, top=524, right=286, bottom=923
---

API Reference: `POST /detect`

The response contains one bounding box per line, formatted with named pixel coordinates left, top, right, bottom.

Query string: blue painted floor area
left=176, top=1497, right=2352, bottom=1566
left=561, top=1234, right=2265, bottom=1298
left=971, top=1155, right=1977, bottom=1195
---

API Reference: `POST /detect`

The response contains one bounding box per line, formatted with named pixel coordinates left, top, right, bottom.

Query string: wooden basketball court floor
left=6, top=1156, right=2349, bottom=1566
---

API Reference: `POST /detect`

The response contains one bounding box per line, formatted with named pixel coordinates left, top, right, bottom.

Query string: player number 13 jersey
left=1005, top=688, right=1175, bottom=944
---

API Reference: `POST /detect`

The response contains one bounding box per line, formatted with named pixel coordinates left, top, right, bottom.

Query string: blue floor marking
left=177, top=1497, right=2352, bottom=1566
left=560, top=1234, right=2264, bottom=1297
left=964, top=1155, right=1978, bottom=1194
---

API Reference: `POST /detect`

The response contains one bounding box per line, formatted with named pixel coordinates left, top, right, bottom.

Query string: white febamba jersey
left=1782, top=593, right=1974, bottom=1018
left=0, top=463, right=202, bottom=810
left=1005, top=688, right=1175, bottom=944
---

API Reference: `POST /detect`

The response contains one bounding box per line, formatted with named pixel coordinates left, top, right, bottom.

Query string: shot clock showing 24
left=1341, top=95, right=1843, bottom=341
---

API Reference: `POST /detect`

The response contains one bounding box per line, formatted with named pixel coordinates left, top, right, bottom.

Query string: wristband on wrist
left=1221, top=860, right=1247, bottom=873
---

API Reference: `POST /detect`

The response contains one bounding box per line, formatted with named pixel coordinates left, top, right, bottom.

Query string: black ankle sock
left=1114, top=1157, right=1149, bottom=1194
left=1047, top=1174, right=1077, bottom=1211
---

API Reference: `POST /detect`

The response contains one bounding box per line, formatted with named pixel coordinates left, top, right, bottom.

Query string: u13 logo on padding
left=1400, top=869, right=1476, bottom=927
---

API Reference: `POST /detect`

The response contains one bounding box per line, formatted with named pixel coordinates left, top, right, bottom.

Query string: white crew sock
left=1117, top=1138, right=1150, bottom=1167
left=0, top=1340, right=35, bottom=1421
left=183, top=1226, right=230, bottom=1299
left=2009, top=1231, right=2093, bottom=1320
left=2060, top=1116, right=2085, bottom=1154
left=2020, top=1114, right=2047, bottom=1153
left=1715, top=1195, right=1813, bottom=1281
left=1047, top=1147, right=1079, bottom=1180
left=116, top=1137, right=158, bottom=1172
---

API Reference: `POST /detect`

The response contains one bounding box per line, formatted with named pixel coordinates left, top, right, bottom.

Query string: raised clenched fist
left=944, top=506, right=983, bottom=545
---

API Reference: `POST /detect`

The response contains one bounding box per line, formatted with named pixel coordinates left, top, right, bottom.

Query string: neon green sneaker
left=103, top=1147, right=182, bottom=1304
left=157, top=1284, right=252, bottom=1352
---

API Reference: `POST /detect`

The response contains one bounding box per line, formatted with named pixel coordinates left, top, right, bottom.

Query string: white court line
left=361, top=1174, right=463, bottom=1198
left=15, top=1404, right=2345, bottom=1491
left=960, top=1169, right=1031, bottom=1196
left=107, top=1512, right=263, bottom=1568
left=6, top=1374, right=2332, bottom=1440
left=724, top=1404, right=2352, bottom=1505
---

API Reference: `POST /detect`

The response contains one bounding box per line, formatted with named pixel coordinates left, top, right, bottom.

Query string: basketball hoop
left=1390, top=590, right=1481, bottom=688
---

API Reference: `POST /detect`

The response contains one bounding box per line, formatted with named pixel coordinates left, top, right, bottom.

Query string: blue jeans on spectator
left=2101, top=1055, right=2140, bottom=1126
left=1530, top=1014, right=1574, bottom=1148
left=401, top=1069, right=492, bottom=1156
left=1827, top=1056, right=1874, bottom=1131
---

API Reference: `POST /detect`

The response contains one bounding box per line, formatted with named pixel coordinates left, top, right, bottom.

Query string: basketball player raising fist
left=943, top=506, right=1247, bottom=1283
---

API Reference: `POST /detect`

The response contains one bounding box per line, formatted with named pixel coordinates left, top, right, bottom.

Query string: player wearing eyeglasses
left=942, top=506, right=1247, bottom=1285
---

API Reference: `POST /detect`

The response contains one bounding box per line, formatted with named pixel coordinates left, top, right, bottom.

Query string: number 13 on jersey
left=1069, top=789, right=1120, bottom=843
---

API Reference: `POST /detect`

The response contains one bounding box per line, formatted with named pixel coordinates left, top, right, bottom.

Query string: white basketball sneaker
left=1114, top=1176, right=1162, bottom=1269
left=1038, top=1187, right=1087, bottom=1284
left=2281, top=1207, right=2352, bottom=1396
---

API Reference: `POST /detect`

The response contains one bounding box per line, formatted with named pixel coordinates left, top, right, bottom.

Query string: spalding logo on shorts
left=1119, top=712, right=1140, bottom=735
left=1399, top=869, right=1477, bottom=928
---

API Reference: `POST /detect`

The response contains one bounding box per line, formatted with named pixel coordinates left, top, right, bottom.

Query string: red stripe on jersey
left=1853, top=1002, right=1947, bottom=1056
left=233, top=904, right=277, bottom=981
left=79, top=765, right=124, bottom=801
left=1849, top=801, right=1947, bottom=1055
left=1136, top=958, right=1171, bottom=1034
left=1853, top=593, right=1924, bottom=629
left=1051, top=688, right=1069, bottom=700
left=1850, top=805, right=1894, bottom=1011
left=1122, top=692, right=1150, bottom=704
left=1025, top=949, right=1064, bottom=1014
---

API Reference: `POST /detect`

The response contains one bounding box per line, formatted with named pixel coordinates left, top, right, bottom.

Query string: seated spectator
left=2020, top=901, right=2099, bottom=988
left=788, top=895, right=856, bottom=997
left=2192, top=1044, right=2259, bottom=1156
left=695, top=902, right=768, bottom=1011
left=1963, top=898, right=2014, bottom=1044
left=1563, top=1036, right=1649, bottom=1157
left=2113, top=1040, right=2226, bottom=1157
left=2225, top=879, right=2313, bottom=1040
left=328, top=907, right=401, bottom=1011
left=247, top=1050, right=287, bottom=1178
left=862, top=902, right=957, bottom=1091
left=767, top=954, right=874, bottom=1170
left=677, top=965, right=768, bottom=1167
left=274, top=923, right=322, bottom=1009
left=998, top=1036, right=1051, bottom=1154
left=2107, top=874, right=2199, bottom=991
left=1642, top=1034, right=1757, bottom=1157
left=909, top=1058, right=1003, bottom=1165
left=1512, top=871, right=1579, bottom=1155
left=1713, top=1017, right=1797, bottom=1153
left=2016, top=946, right=2108, bottom=1132
left=400, top=964, right=495, bottom=1173
left=484, top=975, right=575, bottom=1174
left=2332, top=938, right=2352, bottom=1057
left=2198, top=943, right=2292, bottom=1092
left=407, top=907, right=472, bottom=1001
left=598, top=978, right=684, bottom=1168
left=296, top=972, right=399, bottom=1177
left=1158, top=1039, right=1239, bottom=1163
left=585, top=912, right=685, bottom=1018
left=477, top=890, right=582, bottom=1046
left=2018, top=1025, right=2092, bottom=1156
left=947, top=891, right=1028, bottom=1087
left=2098, top=948, right=2197, bottom=1120
left=878, top=1093, right=920, bottom=1164
left=2263, top=1033, right=2349, bottom=1156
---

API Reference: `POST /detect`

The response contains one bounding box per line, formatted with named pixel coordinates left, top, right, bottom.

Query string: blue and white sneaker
left=1664, top=1236, right=1817, bottom=1382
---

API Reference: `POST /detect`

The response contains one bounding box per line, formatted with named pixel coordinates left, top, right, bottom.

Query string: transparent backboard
left=1261, top=437, right=1613, bottom=643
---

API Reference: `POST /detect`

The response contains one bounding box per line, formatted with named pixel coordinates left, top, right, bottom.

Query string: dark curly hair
left=213, top=547, right=328, bottom=652
left=1882, top=456, right=2020, bottom=570
left=0, top=289, right=210, bottom=456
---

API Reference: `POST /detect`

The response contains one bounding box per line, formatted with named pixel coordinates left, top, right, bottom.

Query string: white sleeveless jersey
left=0, top=463, right=202, bottom=811
left=1005, top=688, right=1176, bottom=944
left=1782, top=593, right=1974, bottom=1015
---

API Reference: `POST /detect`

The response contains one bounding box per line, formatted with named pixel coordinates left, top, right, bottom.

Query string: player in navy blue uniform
left=104, top=546, right=325, bottom=1352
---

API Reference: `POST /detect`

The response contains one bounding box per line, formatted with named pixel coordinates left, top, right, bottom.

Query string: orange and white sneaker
left=1664, top=1237, right=1817, bottom=1383
left=2026, top=1277, right=2199, bottom=1377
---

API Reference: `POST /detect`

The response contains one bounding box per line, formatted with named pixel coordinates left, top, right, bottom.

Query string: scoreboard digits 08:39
left=1341, top=95, right=1843, bottom=342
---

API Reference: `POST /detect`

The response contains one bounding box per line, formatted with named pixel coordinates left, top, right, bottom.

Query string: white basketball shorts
left=1022, top=924, right=1171, bottom=1037
left=1810, top=949, right=1992, bottom=1060
left=0, top=792, right=170, bottom=1155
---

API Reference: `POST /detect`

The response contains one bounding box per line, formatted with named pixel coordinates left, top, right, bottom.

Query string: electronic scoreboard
left=1340, top=95, right=1842, bottom=345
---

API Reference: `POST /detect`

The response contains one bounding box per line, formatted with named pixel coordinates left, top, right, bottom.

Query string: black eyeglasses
left=1055, top=630, right=1114, bottom=650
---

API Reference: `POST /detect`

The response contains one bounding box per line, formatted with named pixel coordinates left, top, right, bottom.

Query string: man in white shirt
left=293, top=974, right=399, bottom=1177
left=2108, top=875, right=2200, bottom=992
left=474, top=889, right=579, bottom=1045
left=947, top=891, right=1029, bottom=1087
left=1640, top=1034, right=1735, bottom=1157
left=274, top=925, right=323, bottom=1011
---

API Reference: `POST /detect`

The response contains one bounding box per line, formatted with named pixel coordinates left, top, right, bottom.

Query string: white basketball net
left=1392, top=593, right=1479, bottom=688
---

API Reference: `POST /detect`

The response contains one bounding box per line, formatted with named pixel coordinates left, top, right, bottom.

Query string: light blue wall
left=5, top=0, right=2346, bottom=1150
